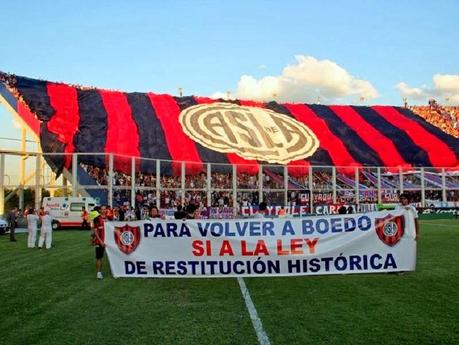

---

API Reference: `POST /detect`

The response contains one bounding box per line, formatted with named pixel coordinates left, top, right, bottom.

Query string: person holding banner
left=92, top=206, right=107, bottom=279
left=146, top=206, right=161, bottom=220
left=396, top=193, right=419, bottom=240
left=253, top=202, right=267, bottom=218
left=174, top=205, right=186, bottom=220
left=185, top=204, right=199, bottom=219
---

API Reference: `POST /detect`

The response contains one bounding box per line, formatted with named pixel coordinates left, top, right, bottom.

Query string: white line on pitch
left=237, top=277, right=271, bottom=345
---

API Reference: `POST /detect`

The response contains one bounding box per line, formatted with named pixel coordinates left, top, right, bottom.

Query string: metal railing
left=1, top=150, right=458, bottom=214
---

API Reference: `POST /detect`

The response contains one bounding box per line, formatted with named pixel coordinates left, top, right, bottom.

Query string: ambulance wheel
left=52, top=221, right=60, bottom=230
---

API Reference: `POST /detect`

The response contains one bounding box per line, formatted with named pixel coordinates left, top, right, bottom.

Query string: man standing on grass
left=81, top=206, right=90, bottom=230
left=26, top=208, right=40, bottom=248
left=38, top=210, right=53, bottom=249
left=395, top=193, right=419, bottom=240
left=7, top=207, right=18, bottom=242
left=92, top=206, right=107, bottom=279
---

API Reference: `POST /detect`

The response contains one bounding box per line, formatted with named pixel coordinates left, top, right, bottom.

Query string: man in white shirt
left=395, top=193, right=419, bottom=240
left=26, top=209, right=40, bottom=248
left=38, top=210, right=53, bottom=249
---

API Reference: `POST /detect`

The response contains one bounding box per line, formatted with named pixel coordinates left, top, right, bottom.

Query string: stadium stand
left=410, top=100, right=459, bottom=138
left=0, top=71, right=458, bottom=215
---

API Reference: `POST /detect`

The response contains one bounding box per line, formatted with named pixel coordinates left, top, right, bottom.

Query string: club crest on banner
left=179, top=102, right=319, bottom=164
left=114, top=224, right=141, bottom=254
left=375, top=214, right=405, bottom=246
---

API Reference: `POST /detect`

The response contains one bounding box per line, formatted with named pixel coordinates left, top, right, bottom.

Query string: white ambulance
left=42, top=197, right=98, bottom=230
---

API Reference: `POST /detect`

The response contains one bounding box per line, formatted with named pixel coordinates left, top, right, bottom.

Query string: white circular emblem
left=120, top=231, right=134, bottom=246
left=179, top=103, right=320, bottom=164
left=383, top=222, right=398, bottom=237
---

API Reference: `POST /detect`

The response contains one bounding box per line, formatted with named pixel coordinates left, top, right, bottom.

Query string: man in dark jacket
left=7, top=207, right=18, bottom=242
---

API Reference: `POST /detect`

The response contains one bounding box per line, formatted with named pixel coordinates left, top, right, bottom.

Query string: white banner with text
left=104, top=209, right=416, bottom=278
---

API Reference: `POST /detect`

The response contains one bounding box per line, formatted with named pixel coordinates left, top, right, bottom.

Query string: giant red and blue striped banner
left=1, top=72, right=458, bottom=176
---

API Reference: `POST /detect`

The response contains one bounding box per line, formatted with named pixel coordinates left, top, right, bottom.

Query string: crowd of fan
left=81, top=162, right=459, bottom=210
left=410, top=100, right=459, bottom=138
left=84, top=162, right=458, bottom=200
left=81, top=164, right=293, bottom=191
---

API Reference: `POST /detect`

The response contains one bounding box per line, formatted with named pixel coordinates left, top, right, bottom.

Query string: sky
left=1, top=0, right=458, bottom=148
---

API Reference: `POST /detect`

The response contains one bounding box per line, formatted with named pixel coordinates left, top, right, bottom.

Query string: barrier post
left=131, top=157, right=136, bottom=208
left=108, top=154, right=113, bottom=207
left=355, top=167, right=359, bottom=207
left=309, top=166, right=313, bottom=214
left=399, top=167, right=404, bottom=194
left=19, top=128, right=26, bottom=210
left=156, top=160, right=160, bottom=209
left=420, top=167, right=425, bottom=207
left=284, top=166, right=288, bottom=207
left=377, top=167, right=382, bottom=204
left=34, top=153, right=41, bottom=210
left=72, top=153, right=78, bottom=197
left=258, top=164, right=263, bottom=202
left=232, top=164, right=237, bottom=216
left=206, top=163, right=211, bottom=208
left=181, top=161, right=185, bottom=206
left=332, top=167, right=337, bottom=204
left=441, top=168, right=446, bottom=203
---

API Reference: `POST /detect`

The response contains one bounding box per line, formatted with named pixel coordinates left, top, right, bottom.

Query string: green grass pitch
left=0, top=219, right=458, bottom=345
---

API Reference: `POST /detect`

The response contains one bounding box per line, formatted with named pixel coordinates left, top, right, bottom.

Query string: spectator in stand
left=253, top=202, right=268, bottom=218
left=135, top=191, right=144, bottom=209
left=118, top=206, right=125, bottom=221
left=410, top=102, right=459, bottom=138
left=174, top=205, right=186, bottom=220
left=278, top=206, right=286, bottom=218
left=147, top=206, right=161, bottom=219
left=26, top=208, right=40, bottom=248
left=185, top=204, right=198, bottom=219
left=106, top=206, right=114, bottom=221
left=125, top=207, right=136, bottom=221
